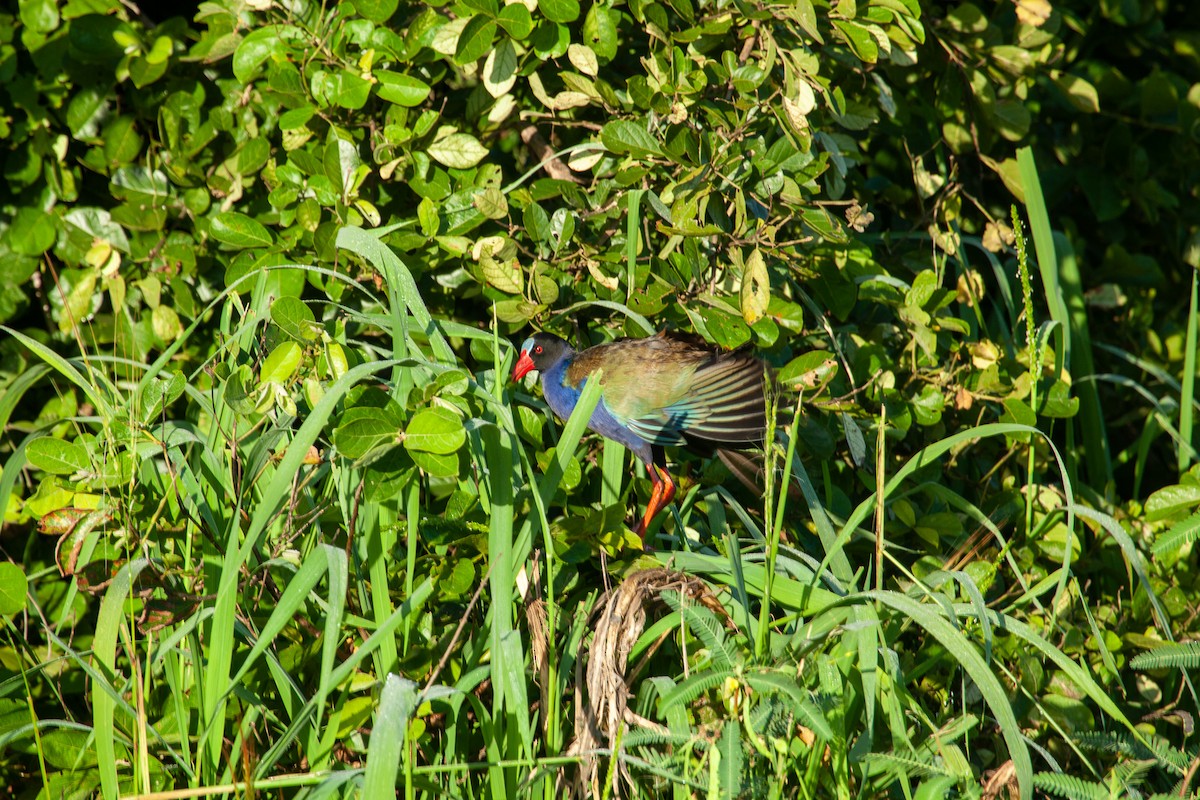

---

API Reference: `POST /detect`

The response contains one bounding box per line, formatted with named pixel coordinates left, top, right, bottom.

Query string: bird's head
left=512, top=332, right=570, bottom=381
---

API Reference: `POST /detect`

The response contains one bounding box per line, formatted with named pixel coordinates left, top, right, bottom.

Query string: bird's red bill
left=512, top=350, right=536, bottom=381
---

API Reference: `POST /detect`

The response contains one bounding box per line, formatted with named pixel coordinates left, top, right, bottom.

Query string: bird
left=511, top=330, right=768, bottom=548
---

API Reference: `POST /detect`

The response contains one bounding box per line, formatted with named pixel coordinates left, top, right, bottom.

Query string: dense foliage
left=1, top=0, right=1199, bottom=797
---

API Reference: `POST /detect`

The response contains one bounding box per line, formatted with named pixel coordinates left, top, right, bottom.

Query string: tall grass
left=4, top=223, right=1194, bottom=800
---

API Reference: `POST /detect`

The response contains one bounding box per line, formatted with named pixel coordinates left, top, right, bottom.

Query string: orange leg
left=633, top=464, right=676, bottom=549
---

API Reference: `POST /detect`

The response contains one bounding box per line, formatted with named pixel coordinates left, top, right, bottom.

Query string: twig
left=423, top=561, right=494, bottom=694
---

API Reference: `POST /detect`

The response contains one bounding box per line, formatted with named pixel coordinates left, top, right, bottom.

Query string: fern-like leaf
left=1129, top=641, right=1200, bottom=671
left=742, top=670, right=833, bottom=740
left=862, top=751, right=953, bottom=779
left=661, top=591, right=737, bottom=670
left=657, top=669, right=736, bottom=711
left=1033, top=771, right=1108, bottom=800
left=1152, top=510, right=1200, bottom=557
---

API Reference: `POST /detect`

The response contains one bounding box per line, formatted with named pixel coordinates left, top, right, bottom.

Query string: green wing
left=567, top=335, right=766, bottom=446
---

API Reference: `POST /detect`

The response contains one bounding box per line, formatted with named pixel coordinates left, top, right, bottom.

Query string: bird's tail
left=715, top=440, right=804, bottom=502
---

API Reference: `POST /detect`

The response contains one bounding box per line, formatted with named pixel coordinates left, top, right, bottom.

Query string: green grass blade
left=0, top=363, right=49, bottom=435
left=664, top=551, right=842, bottom=614
left=954, top=605, right=1145, bottom=744
left=336, top=226, right=456, bottom=364
left=254, top=577, right=434, bottom=778
left=1, top=327, right=115, bottom=419
left=1016, top=147, right=1111, bottom=491
left=314, top=545, right=349, bottom=748
left=857, top=590, right=1033, bottom=800
left=600, top=438, right=626, bottom=507
left=224, top=550, right=327, bottom=688
left=202, top=358, right=398, bottom=774
left=552, top=300, right=656, bottom=335
left=362, top=675, right=419, bottom=799
left=1180, top=270, right=1198, bottom=472
left=92, top=559, right=149, bottom=799
left=626, top=188, right=643, bottom=301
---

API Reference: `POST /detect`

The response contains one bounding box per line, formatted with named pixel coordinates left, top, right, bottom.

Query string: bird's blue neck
left=541, top=357, right=580, bottom=421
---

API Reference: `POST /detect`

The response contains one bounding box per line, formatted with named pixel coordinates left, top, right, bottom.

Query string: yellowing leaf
left=480, top=255, right=523, bottom=294
left=427, top=132, right=489, bottom=169
left=740, top=248, right=770, bottom=325
left=1015, top=0, right=1052, bottom=27
left=567, top=43, right=598, bottom=76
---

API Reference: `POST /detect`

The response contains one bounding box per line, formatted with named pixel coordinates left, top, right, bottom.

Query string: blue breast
left=540, top=360, right=653, bottom=464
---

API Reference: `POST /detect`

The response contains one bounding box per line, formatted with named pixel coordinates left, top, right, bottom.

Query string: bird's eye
left=534, top=345, right=543, bottom=354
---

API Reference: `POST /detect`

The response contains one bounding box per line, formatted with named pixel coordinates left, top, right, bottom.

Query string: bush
left=1, top=0, right=1198, bottom=797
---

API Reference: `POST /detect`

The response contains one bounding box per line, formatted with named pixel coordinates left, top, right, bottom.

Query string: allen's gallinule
left=512, top=331, right=768, bottom=546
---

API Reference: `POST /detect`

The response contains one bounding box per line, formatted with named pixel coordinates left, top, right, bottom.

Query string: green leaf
left=0, top=562, right=26, bottom=617
left=483, top=38, right=518, bottom=97
left=1153, top=510, right=1200, bottom=557
left=694, top=304, right=751, bottom=348
left=20, top=0, right=60, bottom=34
left=404, top=407, right=466, bottom=454
left=779, top=352, right=838, bottom=389
left=260, top=342, right=302, bottom=384
left=356, top=0, right=399, bottom=23
left=140, top=370, right=186, bottom=420
left=64, top=207, right=130, bottom=252
left=786, top=0, right=822, bottom=42
left=455, top=15, right=497, bottom=65
left=111, top=166, right=171, bottom=200
left=27, top=437, right=90, bottom=476
left=1052, top=73, right=1100, bottom=113
left=601, top=119, right=661, bottom=158
left=409, top=449, right=460, bottom=478
left=233, top=25, right=304, bottom=83
left=1146, top=484, right=1200, bottom=522
left=832, top=20, right=878, bottom=62
left=497, top=3, right=534, bottom=38
left=68, top=14, right=129, bottom=63
left=102, top=115, right=142, bottom=165
left=990, top=98, right=1032, bottom=141
left=1038, top=380, right=1079, bottom=418
left=473, top=187, right=509, bottom=220
left=550, top=208, right=575, bottom=254
left=210, top=212, right=275, bottom=249
left=523, top=202, right=551, bottom=243
left=538, top=0, right=580, bottom=24
left=8, top=206, right=57, bottom=255
left=582, top=4, right=617, bottom=61
left=375, top=71, right=432, bottom=106
left=480, top=253, right=523, bottom=293
left=316, top=69, right=372, bottom=110
left=271, top=296, right=320, bottom=341
left=279, top=105, right=315, bottom=130
left=335, top=408, right=403, bottom=459
left=438, top=558, right=476, bottom=599
left=152, top=304, right=182, bottom=342
left=999, top=397, right=1037, bottom=442
left=41, top=729, right=101, bottom=770
left=427, top=133, right=489, bottom=169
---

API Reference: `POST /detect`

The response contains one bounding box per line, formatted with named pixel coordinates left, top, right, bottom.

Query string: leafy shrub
left=2, top=0, right=1199, bottom=797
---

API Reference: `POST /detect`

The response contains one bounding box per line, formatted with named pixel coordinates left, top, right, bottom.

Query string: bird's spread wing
left=568, top=334, right=766, bottom=448
left=623, top=352, right=767, bottom=445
